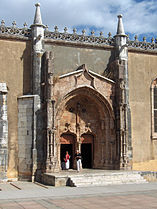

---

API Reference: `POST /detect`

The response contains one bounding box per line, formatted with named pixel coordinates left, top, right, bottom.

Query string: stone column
left=45, top=51, right=59, bottom=172
left=30, top=3, right=47, bottom=179
left=114, top=15, right=132, bottom=170
left=0, top=83, right=8, bottom=180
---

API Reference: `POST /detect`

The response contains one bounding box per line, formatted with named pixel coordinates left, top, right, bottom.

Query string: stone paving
left=0, top=182, right=157, bottom=208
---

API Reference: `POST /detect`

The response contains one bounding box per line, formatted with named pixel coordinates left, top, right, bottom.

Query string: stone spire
left=31, top=3, right=45, bottom=95
left=117, top=14, right=125, bottom=35
left=114, top=14, right=132, bottom=171
left=114, top=14, right=127, bottom=61
left=33, top=3, right=42, bottom=25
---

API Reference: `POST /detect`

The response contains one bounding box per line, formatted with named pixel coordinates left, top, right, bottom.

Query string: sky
left=0, top=0, right=157, bottom=42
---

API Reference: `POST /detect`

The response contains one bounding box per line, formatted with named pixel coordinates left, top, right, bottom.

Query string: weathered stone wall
left=18, top=96, right=33, bottom=180
left=0, top=83, right=8, bottom=180
left=18, top=95, right=40, bottom=181
left=128, top=51, right=157, bottom=170
left=44, top=43, right=114, bottom=76
left=0, top=38, right=32, bottom=179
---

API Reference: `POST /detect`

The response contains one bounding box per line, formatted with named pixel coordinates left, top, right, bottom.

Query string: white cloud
left=0, top=0, right=157, bottom=38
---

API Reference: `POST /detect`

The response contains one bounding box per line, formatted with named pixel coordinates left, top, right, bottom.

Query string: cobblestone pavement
left=0, top=182, right=157, bottom=209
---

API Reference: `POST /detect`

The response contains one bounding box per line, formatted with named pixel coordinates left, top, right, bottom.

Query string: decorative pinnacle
left=151, top=37, right=155, bottom=43
left=134, top=35, right=138, bottom=41
left=35, top=3, right=40, bottom=7
left=54, top=25, right=58, bottom=32
left=108, top=32, right=112, bottom=38
left=117, top=14, right=125, bottom=35
left=99, top=31, right=103, bottom=37
left=64, top=27, right=68, bottom=33
left=33, top=3, right=42, bottom=25
left=73, top=28, right=77, bottom=34
left=1, top=20, right=5, bottom=26
left=91, top=30, right=95, bottom=36
left=143, top=36, right=146, bottom=42
left=12, top=21, right=16, bottom=27
left=23, top=22, right=27, bottom=28
left=82, top=29, right=86, bottom=35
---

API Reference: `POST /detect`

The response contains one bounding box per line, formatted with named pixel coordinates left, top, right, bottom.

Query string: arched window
left=151, top=78, right=157, bottom=139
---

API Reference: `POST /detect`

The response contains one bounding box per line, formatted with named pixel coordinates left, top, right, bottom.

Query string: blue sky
left=0, top=0, right=157, bottom=42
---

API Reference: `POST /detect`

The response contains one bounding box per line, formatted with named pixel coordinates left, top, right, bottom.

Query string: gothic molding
left=74, top=64, right=95, bottom=89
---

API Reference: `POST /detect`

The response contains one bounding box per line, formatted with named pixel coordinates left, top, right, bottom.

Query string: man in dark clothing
left=75, top=150, right=82, bottom=172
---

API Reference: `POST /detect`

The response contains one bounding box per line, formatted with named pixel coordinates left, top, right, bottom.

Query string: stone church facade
left=0, top=3, right=157, bottom=181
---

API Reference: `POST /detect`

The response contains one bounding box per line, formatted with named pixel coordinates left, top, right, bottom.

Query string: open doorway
left=60, top=134, right=76, bottom=169
left=60, top=144, right=73, bottom=169
left=81, top=143, right=92, bottom=168
left=81, top=134, right=94, bottom=169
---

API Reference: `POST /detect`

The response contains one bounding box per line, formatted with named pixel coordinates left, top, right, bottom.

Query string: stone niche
left=0, top=83, right=8, bottom=180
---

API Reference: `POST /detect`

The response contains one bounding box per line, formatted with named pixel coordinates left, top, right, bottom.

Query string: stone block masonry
left=18, top=95, right=40, bottom=181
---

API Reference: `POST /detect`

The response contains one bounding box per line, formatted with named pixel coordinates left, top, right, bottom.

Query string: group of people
left=63, top=150, right=82, bottom=172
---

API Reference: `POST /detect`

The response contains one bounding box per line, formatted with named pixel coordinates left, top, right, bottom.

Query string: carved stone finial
left=1, top=20, right=5, bottom=26
left=23, top=22, right=27, bottom=28
left=99, top=31, right=103, bottom=37
left=33, top=3, right=42, bottom=25
left=134, top=35, right=138, bottom=41
left=143, top=36, right=146, bottom=42
left=108, top=32, right=112, bottom=38
left=12, top=21, right=16, bottom=27
left=35, top=3, right=40, bottom=7
left=151, top=37, right=155, bottom=43
left=64, top=27, right=68, bottom=33
left=82, top=29, right=86, bottom=36
left=91, top=30, right=95, bottom=36
left=117, top=14, right=125, bottom=35
left=54, top=25, right=58, bottom=32
left=73, top=28, right=77, bottom=34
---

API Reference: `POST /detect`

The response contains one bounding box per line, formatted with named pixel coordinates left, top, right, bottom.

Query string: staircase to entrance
left=42, top=169, right=147, bottom=187
left=68, top=171, right=147, bottom=187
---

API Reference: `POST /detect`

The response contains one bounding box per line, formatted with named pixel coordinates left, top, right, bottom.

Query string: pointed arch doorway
left=57, top=86, right=117, bottom=171
left=81, top=134, right=94, bottom=168
left=60, top=134, right=76, bottom=169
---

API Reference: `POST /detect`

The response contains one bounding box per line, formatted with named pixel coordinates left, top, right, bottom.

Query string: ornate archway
left=56, top=87, right=118, bottom=170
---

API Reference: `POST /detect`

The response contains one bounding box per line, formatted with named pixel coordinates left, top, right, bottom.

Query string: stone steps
left=69, top=172, right=147, bottom=187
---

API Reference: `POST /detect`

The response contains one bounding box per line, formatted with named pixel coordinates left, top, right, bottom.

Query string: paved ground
left=0, top=182, right=157, bottom=208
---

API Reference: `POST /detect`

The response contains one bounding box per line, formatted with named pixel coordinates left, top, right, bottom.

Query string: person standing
left=75, top=150, right=82, bottom=172
left=64, top=151, right=70, bottom=170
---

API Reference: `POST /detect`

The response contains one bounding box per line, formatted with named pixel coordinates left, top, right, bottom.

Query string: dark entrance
left=81, top=134, right=93, bottom=168
left=81, top=143, right=92, bottom=168
left=60, top=144, right=73, bottom=169
left=60, top=134, right=76, bottom=169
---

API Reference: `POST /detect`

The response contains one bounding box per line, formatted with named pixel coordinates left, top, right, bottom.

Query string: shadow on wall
left=21, top=41, right=32, bottom=95
left=35, top=108, right=45, bottom=181
left=103, top=49, right=116, bottom=81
